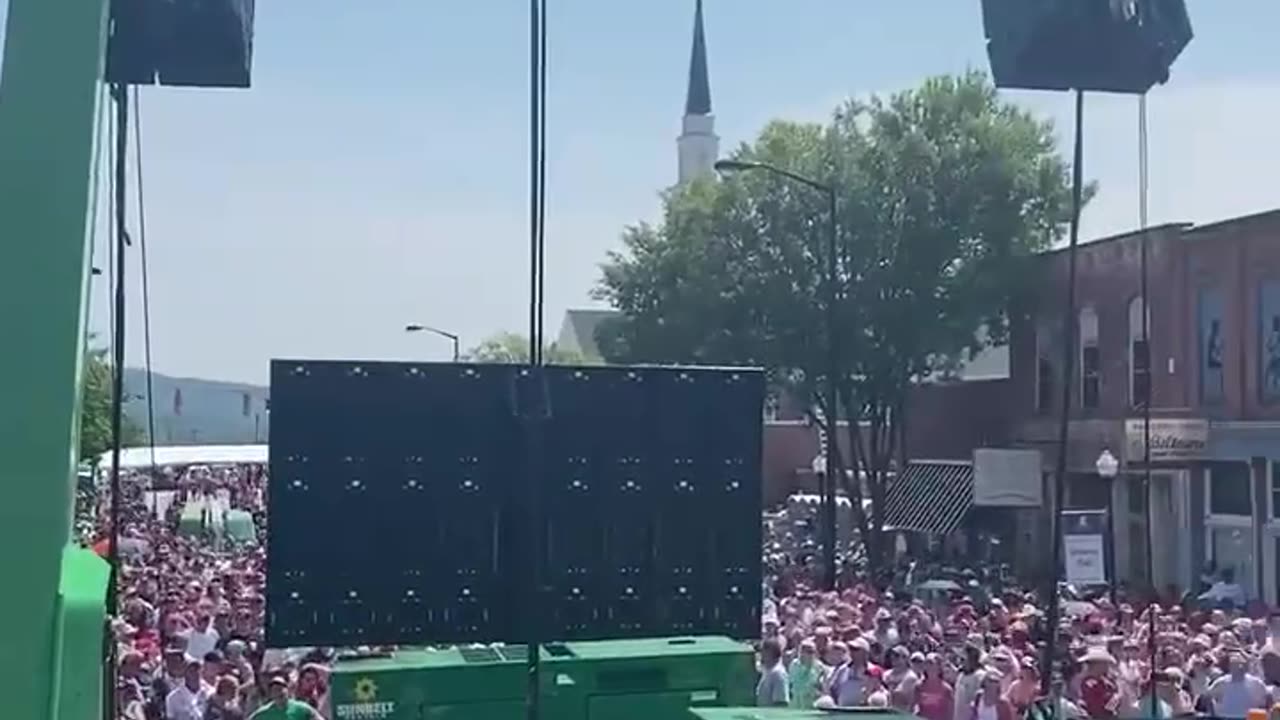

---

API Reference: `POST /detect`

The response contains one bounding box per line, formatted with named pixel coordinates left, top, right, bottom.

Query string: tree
left=464, top=332, right=589, bottom=365
left=80, top=347, right=144, bottom=462
left=596, top=72, right=1088, bottom=575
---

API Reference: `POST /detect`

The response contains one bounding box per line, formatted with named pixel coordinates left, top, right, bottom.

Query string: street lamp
left=716, top=158, right=842, bottom=591
left=405, top=323, right=460, bottom=361
left=1095, top=449, right=1120, bottom=604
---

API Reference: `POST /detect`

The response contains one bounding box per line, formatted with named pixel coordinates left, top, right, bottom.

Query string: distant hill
left=122, top=368, right=269, bottom=445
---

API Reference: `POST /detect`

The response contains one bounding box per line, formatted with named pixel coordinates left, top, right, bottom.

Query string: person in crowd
left=954, top=644, right=985, bottom=720
left=828, top=637, right=876, bottom=706
left=166, top=659, right=213, bottom=720
left=248, top=676, right=323, bottom=720
left=755, top=638, right=790, bottom=707
left=787, top=638, right=826, bottom=709
left=206, top=675, right=247, bottom=720
left=915, top=653, right=954, bottom=720
left=1004, top=657, right=1039, bottom=714
left=1208, top=651, right=1270, bottom=718
left=970, top=670, right=1016, bottom=720
left=885, top=645, right=920, bottom=710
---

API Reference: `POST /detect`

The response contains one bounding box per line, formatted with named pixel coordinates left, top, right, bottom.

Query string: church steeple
left=685, top=0, right=712, bottom=116
left=677, top=0, right=718, bottom=184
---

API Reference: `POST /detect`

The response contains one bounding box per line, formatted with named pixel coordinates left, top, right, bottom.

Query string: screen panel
left=266, top=359, right=763, bottom=647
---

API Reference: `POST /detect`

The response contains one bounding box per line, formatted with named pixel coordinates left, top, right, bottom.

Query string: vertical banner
left=1260, top=280, right=1280, bottom=403
left=242, top=392, right=252, bottom=417
left=1062, top=510, right=1107, bottom=585
left=1198, top=287, right=1226, bottom=404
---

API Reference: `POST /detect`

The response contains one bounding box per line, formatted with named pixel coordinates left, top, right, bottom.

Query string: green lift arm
left=0, top=1, right=112, bottom=719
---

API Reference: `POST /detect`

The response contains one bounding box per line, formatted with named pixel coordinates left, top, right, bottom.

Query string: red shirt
left=1080, top=675, right=1118, bottom=719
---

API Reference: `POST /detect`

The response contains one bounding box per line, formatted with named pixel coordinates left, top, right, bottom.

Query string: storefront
left=1122, top=418, right=1203, bottom=595
left=1196, top=422, right=1280, bottom=604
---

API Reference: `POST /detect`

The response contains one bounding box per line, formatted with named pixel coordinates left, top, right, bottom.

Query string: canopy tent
left=225, top=510, right=257, bottom=544
left=96, top=444, right=267, bottom=471
left=178, top=502, right=205, bottom=537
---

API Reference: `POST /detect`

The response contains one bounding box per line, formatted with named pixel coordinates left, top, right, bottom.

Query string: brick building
left=1002, top=209, right=1280, bottom=597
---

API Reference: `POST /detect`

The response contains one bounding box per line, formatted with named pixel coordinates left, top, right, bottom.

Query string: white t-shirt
left=954, top=671, right=984, bottom=720
left=1209, top=673, right=1269, bottom=718
left=183, top=626, right=220, bottom=659
left=165, top=683, right=212, bottom=720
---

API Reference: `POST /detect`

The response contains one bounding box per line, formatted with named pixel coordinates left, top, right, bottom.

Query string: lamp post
left=715, top=158, right=842, bottom=591
left=405, top=323, right=460, bottom=361
left=1095, top=448, right=1120, bottom=604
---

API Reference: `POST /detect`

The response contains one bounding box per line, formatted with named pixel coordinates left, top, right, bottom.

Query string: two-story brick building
left=1004, top=209, right=1280, bottom=597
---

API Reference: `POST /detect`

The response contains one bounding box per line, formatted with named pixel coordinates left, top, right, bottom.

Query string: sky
left=3, top=1, right=1278, bottom=385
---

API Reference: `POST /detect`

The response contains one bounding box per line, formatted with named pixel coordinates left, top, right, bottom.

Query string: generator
left=328, top=636, right=755, bottom=720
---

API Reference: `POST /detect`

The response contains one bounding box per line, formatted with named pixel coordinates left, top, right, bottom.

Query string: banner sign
left=1062, top=510, right=1107, bottom=586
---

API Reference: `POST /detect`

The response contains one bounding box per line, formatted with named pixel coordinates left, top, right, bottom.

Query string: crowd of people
left=87, top=457, right=1280, bottom=720
left=85, top=462, right=326, bottom=720
left=757, top=509, right=1280, bottom=719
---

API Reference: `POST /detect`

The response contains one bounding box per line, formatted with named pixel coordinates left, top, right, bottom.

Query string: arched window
left=1129, top=296, right=1151, bottom=408
left=1036, top=318, right=1056, bottom=414
left=1079, top=307, right=1100, bottom=409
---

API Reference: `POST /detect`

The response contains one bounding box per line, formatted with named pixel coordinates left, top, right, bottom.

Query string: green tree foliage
left=80, top=348, right=144, bottom=461
left=464, top=332, right=588, bottom=365
left=595, top=72, right=1089, bottom=574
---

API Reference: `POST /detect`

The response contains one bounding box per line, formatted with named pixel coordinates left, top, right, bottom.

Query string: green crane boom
left=0, top=1, right=112, bottom=718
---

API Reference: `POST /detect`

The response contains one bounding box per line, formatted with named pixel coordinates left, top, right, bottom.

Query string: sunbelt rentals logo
left=335, top=677, right=396, bottom=720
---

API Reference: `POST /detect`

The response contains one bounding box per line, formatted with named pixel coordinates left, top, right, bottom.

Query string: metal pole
left=526, top=2, right=546, bottom=720
left=1139, top=91, right=1158, bottom=720
left=822, top=186, right=840, bottom=591
left=1105, top=475, right=1118, bottom=606
left=1040, top=88, right=1085, bottom=700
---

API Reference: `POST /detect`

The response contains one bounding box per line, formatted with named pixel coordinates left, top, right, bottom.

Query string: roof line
left=1182, top=207, right=1280, bottom=235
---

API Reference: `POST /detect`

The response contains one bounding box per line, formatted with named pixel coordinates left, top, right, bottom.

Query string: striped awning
left=882, top=461, right=974, bottom=536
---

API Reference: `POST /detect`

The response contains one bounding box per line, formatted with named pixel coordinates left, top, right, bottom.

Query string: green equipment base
left=329, top=636, right=755, bottom=720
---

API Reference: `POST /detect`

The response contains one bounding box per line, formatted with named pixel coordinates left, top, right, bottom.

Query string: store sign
left=1062, top=510, right=1107, bottom=585
left=1125, top=418, right=1208, bottom=462
left=334, top=677, right=397, bottom=720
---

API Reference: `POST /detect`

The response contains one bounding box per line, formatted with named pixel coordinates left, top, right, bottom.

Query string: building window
left=1128, top=475, right=1147, bottom=515
left=1209, top=462, right=1253, bottom=517
left=1261, top=280, right=1280, bottom=403
left=1129, top=297, right=1150, bottom=409
left=1271, top=461, right=1280, bottom=520
left=1198, top=287, right=1226, bottom=404
left=1080, top=308, right=1100, bottom=409
left=1036, top=318, right=1056, bottom=414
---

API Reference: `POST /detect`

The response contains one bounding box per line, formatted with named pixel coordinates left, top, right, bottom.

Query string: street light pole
left=714, top=159, right=842, bottom=591
left=1096, top=448, right=1120, bottom=605
left=405, top=323, right=461, bottom=361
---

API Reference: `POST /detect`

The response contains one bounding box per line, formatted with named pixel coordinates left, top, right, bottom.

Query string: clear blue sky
left=2, top=1, right=1277, bottom=384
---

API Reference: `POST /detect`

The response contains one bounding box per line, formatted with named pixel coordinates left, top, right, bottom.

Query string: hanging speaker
left=982, top=0, right=1192, bottom=94
left=106, top=0, right=255, bottom=89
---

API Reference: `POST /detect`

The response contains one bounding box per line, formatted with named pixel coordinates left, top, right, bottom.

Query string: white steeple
left=677, top=0, right=718, bottom=185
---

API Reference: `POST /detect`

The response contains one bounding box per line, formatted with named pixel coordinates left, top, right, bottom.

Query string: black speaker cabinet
left=106, top=0, right=255, bottom=88
left=982, top=0, right=1192, bottom=93
left=265, top=360, right=764, bottom=648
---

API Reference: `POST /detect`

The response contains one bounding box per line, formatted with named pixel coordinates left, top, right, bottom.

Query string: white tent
left=96, top=444, right=268, bottom=470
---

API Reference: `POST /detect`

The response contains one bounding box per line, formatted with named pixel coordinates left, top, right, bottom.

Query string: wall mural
left=1262, top=280, right=1280, bottom=402
left=1198, top=287, right=1226, bottom=404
